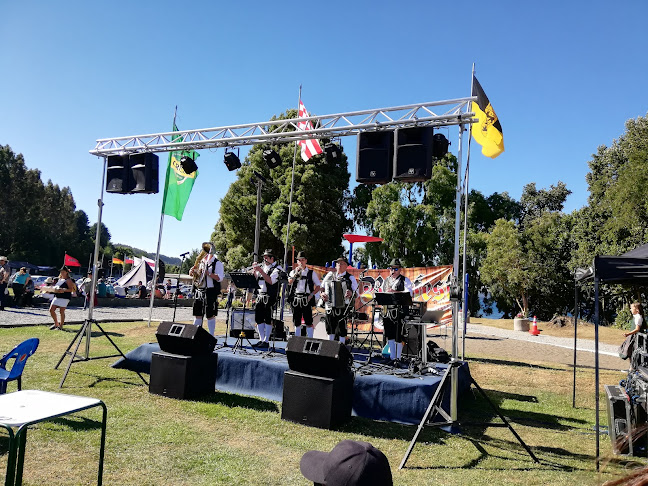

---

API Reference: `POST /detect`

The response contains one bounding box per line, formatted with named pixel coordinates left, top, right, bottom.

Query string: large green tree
left=213, top=109, right=352, bottom=271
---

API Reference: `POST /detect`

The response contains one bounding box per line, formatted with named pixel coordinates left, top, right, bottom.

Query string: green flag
left=161, top=123, right=199, bottom=221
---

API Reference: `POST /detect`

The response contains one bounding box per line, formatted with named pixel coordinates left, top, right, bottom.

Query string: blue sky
left=1, top=1, right=647, bottom=262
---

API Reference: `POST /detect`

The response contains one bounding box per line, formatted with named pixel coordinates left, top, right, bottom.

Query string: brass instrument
left=191, top=242, right=213, bottom=287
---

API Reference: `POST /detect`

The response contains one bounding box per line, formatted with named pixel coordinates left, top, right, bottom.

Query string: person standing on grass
left=0, top=256, right=10, bottom=310
left=48, top=266, right=76, bottom=330
left=11, top=267, right=31, bottom=307
left=624, top=302, right=645, bottom=337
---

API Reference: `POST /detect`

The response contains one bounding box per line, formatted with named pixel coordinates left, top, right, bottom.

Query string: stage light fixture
left=180, top=155, right=198, bottom=175
left=262, top=149, right=282, bottom=169
left=224, top=151, right=241, bottom=171
left=432, top=133, right=450, bottom=159
left=324, top=142, right=343, bottom=164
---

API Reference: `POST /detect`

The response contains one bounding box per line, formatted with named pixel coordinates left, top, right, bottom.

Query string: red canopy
left=343, top=234, right=384, bottom=244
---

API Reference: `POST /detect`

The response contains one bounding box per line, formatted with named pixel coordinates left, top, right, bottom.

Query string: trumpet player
left=288, top=251, right=320, bottom=338
left=189, top=242, right=224, bottom=336
left=382, top=258, right=413, bottom=361
left=321, top=256, right=358, bottom=343
left=252, top=249, right=281, bottom=348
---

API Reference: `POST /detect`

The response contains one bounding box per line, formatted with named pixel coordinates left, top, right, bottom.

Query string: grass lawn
left=0, top=321, right=640, bottom=485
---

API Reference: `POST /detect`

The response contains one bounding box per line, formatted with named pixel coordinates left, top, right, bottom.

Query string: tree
left=213, top=109, right=352, bottom=270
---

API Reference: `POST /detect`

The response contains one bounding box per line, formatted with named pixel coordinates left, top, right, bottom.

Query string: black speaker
left=149, top=351, right=217, bottom=399
left=393, top=126, right=434, bottom=182
left=432, top=133, right=450, bottom=159
left=286, top=336, right=352, bottom=379
left=155, top=321, right=216, bottom=356
left=106, top=155, right=131, bottom=193
left=356, top=131, right=394, bottom=184
left=281, top=370, right=353, bottom=429
left=129, top=153, right=159, bottom=193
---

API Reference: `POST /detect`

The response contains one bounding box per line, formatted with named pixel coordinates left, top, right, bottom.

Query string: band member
left=252, top=249, right=281, bottom=348
left=382, top=258, right=413, bottom=360
left=321, top=256, right=358, bottom=343
left=189, top=242, right=224, bottom=336
left=288, top=251, right=321, bottom=338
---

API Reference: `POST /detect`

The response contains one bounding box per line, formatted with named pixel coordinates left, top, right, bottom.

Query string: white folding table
left=0, top=390, right=107, bottom=485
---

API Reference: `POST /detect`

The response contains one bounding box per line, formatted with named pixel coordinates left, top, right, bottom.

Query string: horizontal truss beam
left=90, top=97, right=477, bottom=156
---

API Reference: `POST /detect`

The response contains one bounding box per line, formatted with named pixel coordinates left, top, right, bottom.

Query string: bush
left=614, top=307, right=633, bottom=329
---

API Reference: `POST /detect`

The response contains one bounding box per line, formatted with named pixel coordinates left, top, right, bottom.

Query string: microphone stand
left=215, top=285, right=234, bottom=350
left=172, top=252, right=189, bottom=323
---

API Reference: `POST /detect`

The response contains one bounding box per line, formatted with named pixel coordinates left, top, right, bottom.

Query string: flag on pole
left=161, top=123, right=200, bottom=221
left=125, top=257, right=134, bottom=264
left=297, top=100, right=323, bottom=161
left=64, top=253, right=81, bottom=267
left=471, top=76, right=504, bottom=158
left=112, top=257, right=124, bottom=265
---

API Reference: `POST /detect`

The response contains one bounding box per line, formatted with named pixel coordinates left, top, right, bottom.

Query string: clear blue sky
left=2, top=1, right=647, bottom=262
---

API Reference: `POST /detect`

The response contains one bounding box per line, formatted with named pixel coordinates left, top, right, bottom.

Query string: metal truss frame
left=89, top=97, right=476, bottom=156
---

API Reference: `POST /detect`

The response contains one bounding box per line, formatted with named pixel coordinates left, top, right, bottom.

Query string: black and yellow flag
left=471, top=76, right=504, bottom=158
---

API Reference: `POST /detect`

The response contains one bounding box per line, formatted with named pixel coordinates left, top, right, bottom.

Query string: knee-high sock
left=194, top=317, right=203, bottom=327
left=294, top=325, right=302, bottom=337
left=207, top=318, right=216, bottom=336
left=306, top=326, right=314, bottom=338
left=263, top=323, right=272, bottom=342
left=339, top=336, right=346, bottom=344
left=388, top=339, right=396, bottom=360
left=257, top=323, right=265, bottom=341
left=328, top=334, right=336, bottom=341
left=396, top=342, right=403, bottom=359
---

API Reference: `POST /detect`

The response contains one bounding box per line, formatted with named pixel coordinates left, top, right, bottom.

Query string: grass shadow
left=199, top=391, right=279, bottom=413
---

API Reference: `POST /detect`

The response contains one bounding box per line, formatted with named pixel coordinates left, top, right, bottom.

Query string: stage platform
left=113, top=337, right=471, bottom=425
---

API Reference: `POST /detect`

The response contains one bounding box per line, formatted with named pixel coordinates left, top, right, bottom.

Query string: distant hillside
left=114, top=244, right=181, bottom=266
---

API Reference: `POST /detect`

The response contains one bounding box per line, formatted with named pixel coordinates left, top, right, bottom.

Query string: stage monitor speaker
left=129, top=153, right=159, bottom=194
left=286, top=336, right=353, bottom=379
left=149, top=351, right=218, bottom=399
left=155, top=321, right=216, bottom=356
left=281, top=370, right=353, bottom=429
left=106, top=155, right=131, bottom=193
left=393, top=126, right=434, bottom=182
left=356, top=130, right=394, bottom=184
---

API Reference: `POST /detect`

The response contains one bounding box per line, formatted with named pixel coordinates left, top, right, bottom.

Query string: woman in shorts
left=49, top=266, right=76, bottom=330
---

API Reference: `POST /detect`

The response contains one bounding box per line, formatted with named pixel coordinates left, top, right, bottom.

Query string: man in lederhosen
left=190, top=242, right=224, bottom=336
left=252, top=249, right=281, bottom=348
left=288, top=251, right=321, bottom=338
left=321, top=256, right=358, bottom=344
left=382, top=258, right=413, bottom=361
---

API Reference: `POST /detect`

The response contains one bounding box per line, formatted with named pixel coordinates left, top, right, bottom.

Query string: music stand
left=373, top=291, right=413, bottom=308
left=228, top=272, right=259, bottom=353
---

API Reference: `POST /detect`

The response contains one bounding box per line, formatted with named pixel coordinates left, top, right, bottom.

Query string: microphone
left=180, top=252, right=190, bottom=257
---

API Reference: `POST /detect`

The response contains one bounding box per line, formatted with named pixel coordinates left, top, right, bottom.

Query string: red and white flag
left=297, top=100, right=323, bottom=161
left=64, top=253, right=81, bottom=267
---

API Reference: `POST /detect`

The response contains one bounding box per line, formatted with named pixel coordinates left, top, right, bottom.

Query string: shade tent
left=574, top=248, right=648, bottom=470
left=116, top=260, right=153, bottom=288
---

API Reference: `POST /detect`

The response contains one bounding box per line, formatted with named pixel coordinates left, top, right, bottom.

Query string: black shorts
left=193, top=287, right=219, bottom=319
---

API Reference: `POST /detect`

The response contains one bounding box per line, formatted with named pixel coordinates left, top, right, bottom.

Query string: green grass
left=0, top=322, right=639, bottom=485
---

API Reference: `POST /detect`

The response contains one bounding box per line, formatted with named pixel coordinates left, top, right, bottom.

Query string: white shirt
left=199, top=254, right=224, bottom=289
left=291, top=267, right=321, bottom=294
left=256, top=262, right=280, bottom=293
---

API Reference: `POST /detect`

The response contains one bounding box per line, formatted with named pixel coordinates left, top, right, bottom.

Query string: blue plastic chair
left=0, top=338, right=39, bottom=394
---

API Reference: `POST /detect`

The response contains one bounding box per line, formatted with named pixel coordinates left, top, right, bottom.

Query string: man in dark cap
left=288, top=251, right=321, bottom=338
left=300, top=440, right=393, bottom=486
left=320, top=257, right=358, bottom=343
left=251, top=249, right=281, bottom=348
left=382, top=258, right=413, bottom=361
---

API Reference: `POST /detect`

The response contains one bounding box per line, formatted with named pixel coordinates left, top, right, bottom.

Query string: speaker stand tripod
left=398, top=359, right=538, bottom=469
left=55, top=318, right=149, bottom=388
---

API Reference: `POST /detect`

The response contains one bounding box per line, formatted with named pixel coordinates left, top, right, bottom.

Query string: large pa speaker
left=281, top=370, right=353, bottom=429
left=393, top=126, right=434, bottom=182
left=129, top=153, right=159, bottom=193
left=149, top=351, right=218, bottom=399
left=106, top=155, right=131, bottom=193
left=286, top=336, right=353, bottom=379
left=356, top=131, right=394, bottom=184
left=155, top=321, right=216, bottom=356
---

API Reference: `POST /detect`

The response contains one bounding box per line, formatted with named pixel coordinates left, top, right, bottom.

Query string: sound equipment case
left=605, top=384, right=648, bottom=455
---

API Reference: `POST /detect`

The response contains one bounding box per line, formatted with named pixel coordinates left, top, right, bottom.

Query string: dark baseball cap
left=300, top=440, right=392, bottom=486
